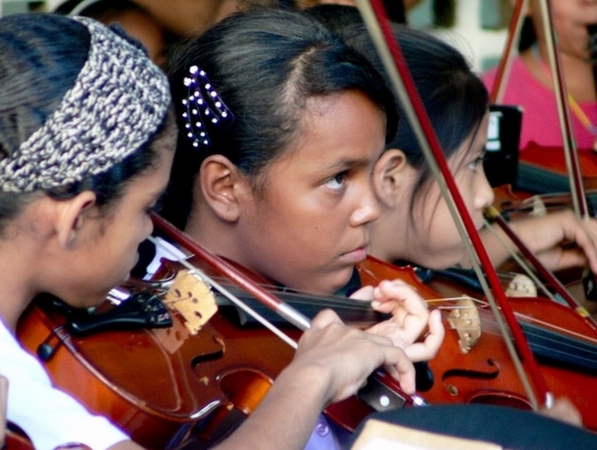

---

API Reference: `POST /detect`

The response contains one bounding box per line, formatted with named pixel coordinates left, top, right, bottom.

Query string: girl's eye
left=324, top=172, right=347, bottom=190
left=468, top=156, right=485, bottom=172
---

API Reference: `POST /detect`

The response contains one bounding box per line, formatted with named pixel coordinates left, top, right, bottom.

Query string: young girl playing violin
left=0, top=12, right=421, bottom=450
left=0, top=13, right=172, bottom=449
left=162, top=7, right=444, bottom=448
left=346, top=22, right=597, bottom=428
left=344, top=24, right=597, bottom=290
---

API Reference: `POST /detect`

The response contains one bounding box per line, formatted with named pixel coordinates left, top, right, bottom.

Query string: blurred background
left=0, top=0, right=514, bottom=73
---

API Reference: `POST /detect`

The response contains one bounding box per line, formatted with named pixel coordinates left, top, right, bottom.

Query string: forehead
left=445, top=112, right=488, bottom=167
left=257, top=90, right=386, bottom=187
left=294, top=90, right=385, bottom=150
left=455, top=112, right=489, bottom=152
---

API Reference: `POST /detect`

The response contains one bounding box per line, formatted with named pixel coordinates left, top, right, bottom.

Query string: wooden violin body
left=355, top=257, right=597, bottom=431
left=16, top=256, right=299, bottom=450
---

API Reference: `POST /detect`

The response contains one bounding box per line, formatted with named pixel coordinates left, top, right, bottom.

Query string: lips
left=341, top=244, right=369, bottom=264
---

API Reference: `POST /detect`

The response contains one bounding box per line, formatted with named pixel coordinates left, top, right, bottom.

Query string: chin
left=326, top=270, right=355, bottom=295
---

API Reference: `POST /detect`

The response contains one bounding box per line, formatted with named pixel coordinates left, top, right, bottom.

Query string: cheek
left=452, top=174, right=476, bottom=212
left=140, top=214, right=154, bottom=241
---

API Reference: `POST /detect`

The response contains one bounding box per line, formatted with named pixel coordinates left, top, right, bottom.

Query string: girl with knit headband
left=0, top=12, right=174, bottom=450
left=0, top=12, right=417, bottom=450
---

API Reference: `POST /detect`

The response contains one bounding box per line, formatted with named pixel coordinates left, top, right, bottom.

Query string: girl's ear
left=56, top=191, right=97, bottom=248
left=198, top=154, right=245, bottom=222
left=373, top=148, right=409, bottom=208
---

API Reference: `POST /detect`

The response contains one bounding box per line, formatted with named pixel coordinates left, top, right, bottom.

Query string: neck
left=525, top=43, right=597, bottom=103
left=0, top=251, right=39, bottom=333
left=184, top=208, right=249, bottom=270
left=368, top=209, right=407, bottom=264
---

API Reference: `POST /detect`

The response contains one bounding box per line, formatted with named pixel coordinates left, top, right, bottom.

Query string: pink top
left=483, top=58, right=597, bottom=151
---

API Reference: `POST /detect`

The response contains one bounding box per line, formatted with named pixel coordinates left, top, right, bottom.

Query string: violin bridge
left=505, top=274, right=537, bottom=298
left=447, top=296, right=481, bottom=354
left=162, top=270, right=218, bottom=334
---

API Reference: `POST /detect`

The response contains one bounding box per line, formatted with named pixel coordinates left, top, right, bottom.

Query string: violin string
left=445, top=311, right=597, bottom=369
left=436, top=316, right=597, bottom=370
left=189, top=273, right=476, bottom=312
left=482, top=217, right=560, bottom=304
left=434, top=296, right=597, bottom=341
left=147, top=236, right=299, bottom=349
left=476, top=324, right=597, bottom=367
left=430, top=297, right=597, bottom=365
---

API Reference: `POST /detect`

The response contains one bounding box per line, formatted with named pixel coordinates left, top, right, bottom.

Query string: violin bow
left=538, top=0, right=588, bottom=218
left=354, top=0, right=551, bottom=410
left=489, top=0, right=529, bottom=104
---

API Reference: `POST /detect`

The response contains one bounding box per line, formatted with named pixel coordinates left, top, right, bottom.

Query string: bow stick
left=354, top=0, right=552, bottom=410
left=539, top=0, right=588, bottom=218
left=490, top=0, right=529, bottom=104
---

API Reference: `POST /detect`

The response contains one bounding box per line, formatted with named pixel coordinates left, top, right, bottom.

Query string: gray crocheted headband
left=0, top=16, right=171, bottom=193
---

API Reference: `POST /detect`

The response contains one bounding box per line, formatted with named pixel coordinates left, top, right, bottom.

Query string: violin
left=517, top=143, right=597, bottom=194
left=491, top=184, right=597, bottom=313
left=492, top=184, right=597, bottom=221
left=358, top=0, right=597, bottom=432
left=16, top=260, right=300, bottom=449
left=357, top=255, right=597, bottom=431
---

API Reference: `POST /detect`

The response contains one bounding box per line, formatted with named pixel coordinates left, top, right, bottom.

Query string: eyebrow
left=320, top=155, right=378, bottom=172
left=149, top=184, right=168, bottom=204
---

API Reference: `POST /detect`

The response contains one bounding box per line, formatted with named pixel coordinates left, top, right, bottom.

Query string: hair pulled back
left=164, top=7, right=397, bottom=229
left=347, top=24, right=489, bottom=194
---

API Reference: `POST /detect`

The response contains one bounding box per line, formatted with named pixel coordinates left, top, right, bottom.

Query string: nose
left=350, top=181, right=381, bottom=226
left=475, top=169, right=495, bottom=211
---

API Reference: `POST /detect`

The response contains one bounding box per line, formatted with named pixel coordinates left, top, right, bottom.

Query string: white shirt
left=0, top=319, right=128, bottom=450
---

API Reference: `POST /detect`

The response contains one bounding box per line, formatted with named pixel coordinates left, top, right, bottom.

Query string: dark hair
left=518, top=16, right=536, bottom=53
left=163, top=7, right=398, bottom=229
left=346, top=24, right=488, bottom=199
left=0, top=13, right=167, bottom=235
